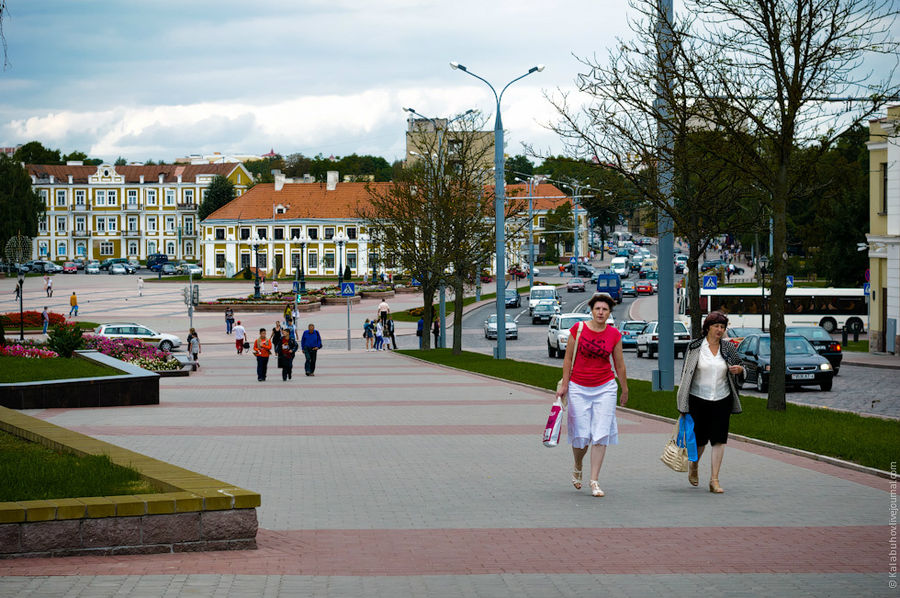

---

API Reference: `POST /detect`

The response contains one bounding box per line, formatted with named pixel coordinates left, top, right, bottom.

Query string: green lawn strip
left=0, top=355, right=123, bottom=383
left=398, top=349, right=899, bottom=472
left=14, top=321, right=99, bottom=332
left=0, top=429, right=157, bottom=502
left=843, top=340, right=869, bottom=352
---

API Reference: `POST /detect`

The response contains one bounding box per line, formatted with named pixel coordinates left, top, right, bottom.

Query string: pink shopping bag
left=542, top=399, right=564, bottom=447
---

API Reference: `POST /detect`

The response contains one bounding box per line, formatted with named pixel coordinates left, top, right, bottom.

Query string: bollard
left=841, top=326, right=848, bottom=346
left=853, top=329, right=859, bottom=343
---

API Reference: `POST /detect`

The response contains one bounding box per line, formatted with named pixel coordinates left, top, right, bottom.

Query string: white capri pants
left=567, top=379, right=619, bottom=449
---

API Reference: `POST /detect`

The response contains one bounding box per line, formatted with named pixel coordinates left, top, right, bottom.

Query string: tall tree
left=62, top=150, right=88, bottom=163
left=198, top=175, right=236, bottom=220
left=0, top=155, right=45, bottom=262
left=13, top=141, right=62, bottom=165
left=505, top=154, right=534, bottom=184
left=114, top=156, right=127, bottom=166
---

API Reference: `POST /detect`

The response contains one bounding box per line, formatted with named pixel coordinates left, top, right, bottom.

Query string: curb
left=394, top=352, right=892, bottom=481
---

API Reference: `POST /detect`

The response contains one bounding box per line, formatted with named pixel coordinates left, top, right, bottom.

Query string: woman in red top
left=556, top=293, right=629, bottom=497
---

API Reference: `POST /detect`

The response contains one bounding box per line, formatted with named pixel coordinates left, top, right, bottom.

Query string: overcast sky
left=0, top=0, right=641, bottom=164
left=1, top=1, right=896, bottom=166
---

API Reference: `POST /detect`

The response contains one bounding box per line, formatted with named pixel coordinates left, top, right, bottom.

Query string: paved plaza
left=0, top=274, right=896, bottom=597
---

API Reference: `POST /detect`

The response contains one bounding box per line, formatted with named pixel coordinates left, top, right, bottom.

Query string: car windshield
left=488, top=315, right=512, bottom=323
left=623, top=322, right=646, bottom=332
left=673, top=322, right=688, bottom=333
left=531, top=289, right=555, bottom=300
left=787, top=327, right=831, bottom=341
left=758, top=336, right=815, bottom=356
left=505, top=290, right=517, bottom=297
left=561, top=316, right=591, bottom=329
left=570, top=278, right=583, bottom=284
left=731, top=327, right=763, bottom=337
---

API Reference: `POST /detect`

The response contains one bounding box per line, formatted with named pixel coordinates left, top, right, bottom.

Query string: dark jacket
left=277, top=337, right=298, bottom=368
left=676, top=337, right=743, bottom=415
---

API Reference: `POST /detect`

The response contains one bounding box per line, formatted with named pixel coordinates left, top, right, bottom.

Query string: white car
left=636, top=320, right=691, bottom=359
left=528, top=285, right=559, bottom=316
left=483, top=314, right=518, bottom=340
left=610, top=257, right=630, bottom=279
left=85, top=261, right=100, bottom=274
left=94, top=323, right=182, bottom=351
left=547, top=313, right=592, bottom=358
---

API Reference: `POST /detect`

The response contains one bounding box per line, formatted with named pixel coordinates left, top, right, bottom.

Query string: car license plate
left=791, top=373, right=815, bottom=380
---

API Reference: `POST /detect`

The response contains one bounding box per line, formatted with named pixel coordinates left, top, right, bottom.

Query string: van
left=528, top=285, right=559, bottom=316
left=146, top=253, right=170, bottom=272
left=610, top=257, right=630, bottom=278
left=595, top=272, right=623, bottom=303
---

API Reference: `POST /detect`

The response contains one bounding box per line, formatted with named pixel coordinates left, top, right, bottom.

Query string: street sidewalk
left=0, top=339, right=889, bottom=597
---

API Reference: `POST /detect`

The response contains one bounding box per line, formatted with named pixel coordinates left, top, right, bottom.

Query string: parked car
left=735, top=333, right=834, bottom=392
left=108, top=263, right=127, bottom=275
left=532, top=299, right=560, bottom=324
left=547, top=313, right=592, bottom=358
left=483, top=314, right=518, bottom=340
left=72, top=257, right=87, bottom=270
left=635, top=280, right=653, bottom=295
left=85, top=260, right=100, bottom=275
left=128, top=259, right=141, bottom=271
left=178, top=262, right=202, bottom=276
left=564, top=263, right=595, bottom=277
left=94, top=323, right=182, bottom=351
left=100, top=258, right=129, bottom=271
left=620, top=320, right=648, bottom=349
left=147, top=253, right=170, bottom=272
left=504, top=289, right=521, bottom=308
left=724, top=326, right=763, bottom=347
left=31, top=260, right=63, bottom=274
left=566, top=277, right=586, bottom=293
left=636, top=320, right=691, bottom=358
left=160, top=263, right=177, bottom=275
left=785, top=326, right=843, bottom=374
left=62, top=262, right=78, bottom=273
left=622, top=280, right=637, bottom=297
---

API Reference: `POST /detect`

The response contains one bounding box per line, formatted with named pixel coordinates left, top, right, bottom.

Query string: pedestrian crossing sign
left=786, top=275, right=794, bottom=288
left=703, top=275, right=718, bottom=290
left=340, top=282, right=355, bottom=297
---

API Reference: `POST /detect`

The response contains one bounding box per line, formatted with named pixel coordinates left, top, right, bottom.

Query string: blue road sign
left=864, top=282, right=870, bottom=296
left=340, top=282, right=355, bottom=297
left=786, top=275, right=794, bottom=288
left=703, top=275, right=718, bottom=290
left=569, top=257, right=577, bottom=264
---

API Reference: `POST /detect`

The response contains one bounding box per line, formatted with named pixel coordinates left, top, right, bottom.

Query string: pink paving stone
left=0, top=526, right=883, bottom=576
left=141, top=512, right=201, bottom=545
left=82, top=516, right=141, bottom=548
left=19, top=520, right=82, bottom=552
left=200, top=509, right=258, bottom=541
left=67, top=424, right=549, bottom=436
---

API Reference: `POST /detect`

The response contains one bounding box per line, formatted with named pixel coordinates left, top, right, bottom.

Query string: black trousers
left=256, top=356, right=269, bottom=381
left=304, top=348, right=317, bottom=374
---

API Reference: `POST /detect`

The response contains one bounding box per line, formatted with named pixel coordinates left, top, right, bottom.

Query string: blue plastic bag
left=676, top=414, right=698, bottom=462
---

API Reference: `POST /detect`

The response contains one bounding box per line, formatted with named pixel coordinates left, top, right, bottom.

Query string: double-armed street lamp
left=450, top=61, right=544, bottom=359
left=294, top=233, right=308, bottom=295
left=334, top=231, right=348, bottom=286
left=250, top=236, right=262, bottom=299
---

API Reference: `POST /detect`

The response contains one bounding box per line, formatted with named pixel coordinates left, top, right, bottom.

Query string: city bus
left=677, top=287, right=867, bottom=333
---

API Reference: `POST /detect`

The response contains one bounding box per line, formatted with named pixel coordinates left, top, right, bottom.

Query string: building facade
left=27, top=162, right=251, bottom=263
left=867, top=105, right=900, bottom=355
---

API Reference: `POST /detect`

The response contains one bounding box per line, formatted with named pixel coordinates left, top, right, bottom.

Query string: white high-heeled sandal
left=590, top=480, right=605, bottom=497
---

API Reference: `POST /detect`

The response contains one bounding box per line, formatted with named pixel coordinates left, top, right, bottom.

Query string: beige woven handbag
left=660, top=417, right=689, bottom=472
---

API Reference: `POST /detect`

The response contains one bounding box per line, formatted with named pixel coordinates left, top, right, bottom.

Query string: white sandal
left=590, top=480, right=605, bottom=497
left=572, top=469, right=583, bottom=490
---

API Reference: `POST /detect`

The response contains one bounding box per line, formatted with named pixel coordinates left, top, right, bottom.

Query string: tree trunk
left=767, top=163, right=789, bottom=411
left=686, top=241, right=704, bottom=338
left=452, top=277, right=464, bottom=355
left=421, top=285, right=436, bottom=350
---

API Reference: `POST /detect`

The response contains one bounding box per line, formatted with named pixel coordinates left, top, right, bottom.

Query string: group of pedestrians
left=224, top=309, right=322, bottom=381
left=555, top=292, right=743, bottom=497
left=363, top=299, right=397, bottom=351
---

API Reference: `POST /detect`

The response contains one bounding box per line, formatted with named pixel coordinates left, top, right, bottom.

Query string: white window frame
left=127, top=189, right=138, bottom=205
left=128, top=241, right=139, bottom=255
left=107, top=190, right=117, bottom=206
left=75, top=216, right=86, bottom=232
left=96, top=217, right=106, bottom=233
left=38, top=217, right=47, bottom=234
left=185, top=241, right=194, bottom=255
left=165, top=216, right=176, bottom=232
left=100, top=242, right=114, bottom=256
left=184, top=189, right=194, bottom=205
left=147, top=189, right=157, bottom=206
left=56, top=189, right=67, bottom=206
left=147, top=240, right=157, bottom=254
left=127, top=216, right=138, bottom=231
left=75, top=189, right=85, bottom=205
left=107, top=217, right=117, bottom=232
left=166, top=241, right=176, bottom=255
left=39, top=241, right=49, bottom=256
left=56, top=216, right=67, bottom=233
left=184, top=216, right=194, bottom=235
left=57, top=241, right=67, bottom=256
left=39, top=189, right=49, bottom=205
left=96, top=190, right=107, bottom=206
left=147, top=216, right=158, bottom=232
left=165, top=189, right=175, bottom=206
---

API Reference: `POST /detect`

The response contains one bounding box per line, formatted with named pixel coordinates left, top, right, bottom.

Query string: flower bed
left=3, top=311, right=66, bottom=328
left=82, top=335, right=181, bottom=371
left=0, top=344, right=58, bottom=359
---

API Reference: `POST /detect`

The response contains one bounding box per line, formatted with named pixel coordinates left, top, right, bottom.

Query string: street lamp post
left=251, top=237, right=261, bottom=299
left=334, top=232, right=347, bottom=286
left=516, top=175, right=537, bottom=289
left=294, top=233, right=307, bottom=295
left=560, top=181, right=584, bottom=277
left=451, top=61, right=544, bottom=359
left=17, top=270, right=24, bottom=341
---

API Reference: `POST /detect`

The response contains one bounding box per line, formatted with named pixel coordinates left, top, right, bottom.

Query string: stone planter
left=321, top=296, right=361, bottom=305
left=359, top=290, right=395, bottom=299
left=393, top=286, right=420, bottom=294
left=196, top=302, right=321, bottom=313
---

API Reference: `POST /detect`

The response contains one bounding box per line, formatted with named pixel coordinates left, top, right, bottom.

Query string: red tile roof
left=203, top=182, right=570, bottom=222
left=26, top=163, right=244, bottom=184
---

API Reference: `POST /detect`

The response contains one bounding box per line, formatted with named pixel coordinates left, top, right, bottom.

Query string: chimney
left=140, top=175, right=144, bottom=184
left=68, top=175, right=73, bottom=184
left=274, top=171, right=286, bottom=192
left=159, top=173, right=165, bottom=184
left=50, top=175, right=55, bottom=184
left=326, top=171, right=338, bottom=191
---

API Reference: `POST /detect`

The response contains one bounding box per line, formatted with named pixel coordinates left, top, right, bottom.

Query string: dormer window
left=275, top=204, right=286, bottom=215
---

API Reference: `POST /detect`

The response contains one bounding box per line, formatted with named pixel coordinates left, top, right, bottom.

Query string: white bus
left=678, top=287, right=867, bottom=333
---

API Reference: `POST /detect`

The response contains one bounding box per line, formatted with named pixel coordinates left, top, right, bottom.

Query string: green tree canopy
left=62, top=150, right=88, bottom=162
left=14, top=141, right=62, bottom=165
left=0, top=154, right=45, bottom=261
left=114, top=156, right=127, bottom=166
left=198, top=175, right=236, bottom=221
left=505, top=154, right=534, bottom=184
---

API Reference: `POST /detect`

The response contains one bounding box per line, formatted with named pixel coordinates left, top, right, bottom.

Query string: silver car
left=483, top=314, right=518, bottom=340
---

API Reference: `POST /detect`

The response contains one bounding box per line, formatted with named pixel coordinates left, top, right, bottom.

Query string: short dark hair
left=588, top=292, right=615, bottom=311
left=702, top=311, right=729, bottom=335
left=259, top=327, right=267, bottom=333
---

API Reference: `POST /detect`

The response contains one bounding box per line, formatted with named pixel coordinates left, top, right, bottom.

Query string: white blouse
left=689, top=339, right=730, bottom=401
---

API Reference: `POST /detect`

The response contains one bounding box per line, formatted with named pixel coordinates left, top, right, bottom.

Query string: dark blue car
left=504, top=289, right=521, bottom=308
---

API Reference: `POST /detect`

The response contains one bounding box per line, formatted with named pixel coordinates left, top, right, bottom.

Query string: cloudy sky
left=0, top=0, right=640, bottom=164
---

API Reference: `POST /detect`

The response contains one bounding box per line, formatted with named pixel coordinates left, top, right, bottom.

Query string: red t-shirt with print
left=569, top=323, right=622, bottom=387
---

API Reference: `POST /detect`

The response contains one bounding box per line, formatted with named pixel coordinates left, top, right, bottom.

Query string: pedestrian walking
left=555, top=292, right=629, bottom=498
left=46, top=276, right=53, bottom=297
left=374, top=319, right=385, bottom=351
left=42, top=307, right=50, bottom=335
left=377, top=299, right=390, bottom=326
left=137, top=277, right=144, bottom=297
left=14, top=281, right=21, bottom=300
left=386, top=317, right=397, bottom=350
left=273, top=280, right=279, bottom=295
left=272, top=321, right=283, bottom=352
left=432, top=318, right=440, bottom=348
left=301, top=323, right=323, bottom=376
left=363, top=318, right=374, bottom=351
left=416, top=316, right=424, bottom=349
left=224, top=307, right=235, bottom=334
left=253, top=328, right=272, bottom=381
left=233, top=320, right=247, bottom=354
left=43, top=274, right=49, bottom=295
left=676, top=311, right=744, bottom=494
left=278, top=332, right=298, bottom=380
left=68, top=291, right=79, bottom=317
left=188, top=328, right=201, bottom=369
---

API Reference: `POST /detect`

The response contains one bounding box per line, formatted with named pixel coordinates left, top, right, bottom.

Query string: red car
left=635, top=280, right=653, bottom=295
left=63, top=261, right=78, bottom=273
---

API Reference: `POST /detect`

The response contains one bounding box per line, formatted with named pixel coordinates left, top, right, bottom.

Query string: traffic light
left=191, top=284, right=200, bottom=306
left=182, top=286, right=190, bottom=305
